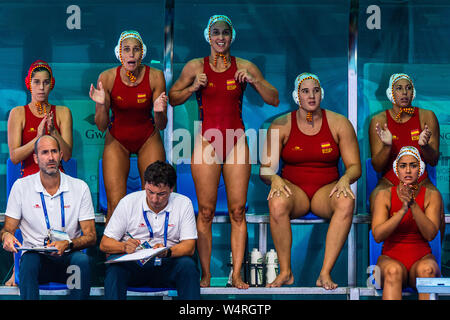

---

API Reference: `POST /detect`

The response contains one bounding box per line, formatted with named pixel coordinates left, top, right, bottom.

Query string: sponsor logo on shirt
left=139, top=223, right=146, bottom=227
left=321, top=142, right=333, bottom=154
left=137, top=93, right=147, bottom=103
left=168, top=224, right=175, bottom=227
left=28, top=127, right=36, bottom=133
left=33, top=204, right=41, bottom=209
left=292, top=146, right=303, bottom=151
left=226, top=79, right=236, bottom=90
left=64, top=205, right=70, bottom=209
left=116, top=96, right=123, bottom=101
left=208, top=82, right=215, bottom=88
left=392, top=135, right=399, bottom=140
left=411, top=129, right=420, bottom=141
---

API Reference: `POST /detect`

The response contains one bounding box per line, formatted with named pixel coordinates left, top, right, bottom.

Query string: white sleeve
left=78, top=182, right=95, bottom=221
left=5, top=179, right=23, bottom=220
left=103, top=198, right=128, bottom=241
left=179, top=198, right=197, bottom=241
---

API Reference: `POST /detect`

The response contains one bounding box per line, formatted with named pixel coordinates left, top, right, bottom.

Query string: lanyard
left=40, top=192, right=65, bottom=231
left=142, top=210, right=169, bottom=247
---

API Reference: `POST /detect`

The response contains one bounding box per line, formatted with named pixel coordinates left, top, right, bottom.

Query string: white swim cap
left=393, top=146, right=425, bottom=179
left=292, top=72, right=324, bottom=106
left=203, top=15, right=236, bottom=44
left=386, top=73, right=416, bottom=104
left=115, top=30, right=147, bottom=63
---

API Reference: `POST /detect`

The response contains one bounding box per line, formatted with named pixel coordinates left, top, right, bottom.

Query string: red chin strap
left=25, top=60, right=55, bottom=91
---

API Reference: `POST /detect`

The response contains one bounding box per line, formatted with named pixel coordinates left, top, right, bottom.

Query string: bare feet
left=266, top=272, right=294, bottom=288
left=200, top=274, right=211, bottom=288
left=316, top=273, right=338, bottom=290
left=232, top=274, right=249, bottom=289
left=5, top=271, right=16, bottom=287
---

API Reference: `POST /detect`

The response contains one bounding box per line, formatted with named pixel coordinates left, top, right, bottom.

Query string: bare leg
left=191, top=136, right=221, bottom=287
left=137, top=131, right=166, bottom=186
left=102, top=131, right=130, bottom=224
left=266, top=180, right=309, bottom=287
left=222, top=136, right=251, bottom=289
left=377, top=255, right=407, bottom=300
left=311, top=182, right=354, bottom=290
left=5, top=269, right=16, bottom=286
left=409, top=254, right=440, bottom=300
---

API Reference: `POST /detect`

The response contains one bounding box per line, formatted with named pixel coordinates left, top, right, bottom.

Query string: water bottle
left=250, top=248, right=264, bottom=287
left=265, top=249, right=279, bottom=285
left=226, top=252, right=233, bottom=287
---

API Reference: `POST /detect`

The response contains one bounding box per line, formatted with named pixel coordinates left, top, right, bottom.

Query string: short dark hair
left=144, top=160, right=176, bottom=188
left=34, top=135, right=61, bottom=155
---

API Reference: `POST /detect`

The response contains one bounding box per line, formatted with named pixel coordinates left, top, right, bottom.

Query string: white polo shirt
left=104, top=191, right=197, bottom=247
left=6, top=172, right=95, bottom=248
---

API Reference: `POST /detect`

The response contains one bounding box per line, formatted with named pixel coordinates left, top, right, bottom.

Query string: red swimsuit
left=383, top=107, right=428, bottom=184
left=281, top=110, right=340, bottom=199
left=382, top=186, right=431, bottom=271
left=21, top=104, right=61, bottom=177
left=109, top=65, right=155, bottom=154
left=196, top=56, right=246, bottom=161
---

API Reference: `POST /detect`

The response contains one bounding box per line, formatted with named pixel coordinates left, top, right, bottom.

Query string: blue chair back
left=98, top=157, right=142, bottom=213
left=366, top=158, right=437, bottom=212
left=7, top=158, right=77, bottom=200
left=176, top=159, right=249, bottom=215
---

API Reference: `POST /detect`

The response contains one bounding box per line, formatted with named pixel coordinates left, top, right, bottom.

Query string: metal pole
left=348, top=0, right=359, bottom=288
left=163, top=0, right=174, bottom=164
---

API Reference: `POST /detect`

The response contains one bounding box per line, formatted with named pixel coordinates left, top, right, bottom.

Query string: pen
left=126, top=232, right=135, bottom=239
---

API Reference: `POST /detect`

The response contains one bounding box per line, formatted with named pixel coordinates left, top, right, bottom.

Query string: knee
left=416, top=261, right=438, bottom=278
left=333, top=196, right=354, bottom=218
left=229, top=205, right=246, bottom=223
left=175, top=257, right=199, bottom=276
left=383, top=263, right=404, bottom=285
left=70, top=252, right=90, bottom=269
left=268, top=197, right=291, bottom=222
left=198, top=207, right=215, bottom=223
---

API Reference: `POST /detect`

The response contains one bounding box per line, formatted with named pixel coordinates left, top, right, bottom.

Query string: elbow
left=156, top=119, right=168, bottom=131
left=9, top=154, right=21, bottom=165
left=99, top=237, right=107, bottom=253
left=266, top=95, right=279, bottom=107
left=63, top=150, right=72, bottom=162
left=372, top=233, right=383, bottom=244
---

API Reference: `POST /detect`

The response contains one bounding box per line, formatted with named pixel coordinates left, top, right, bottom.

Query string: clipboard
left=16, top=246, right=59, bottom=252
left=105, top=247, right=170, bottom=264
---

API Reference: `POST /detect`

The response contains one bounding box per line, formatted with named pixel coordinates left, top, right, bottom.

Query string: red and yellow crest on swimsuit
left=321, top=142, right=332, bottom=154
left=137, top=93, right=147, bottom=104
left=410, top=129, right=420, bottom=141
left=226, top=79, right=236, bottom=90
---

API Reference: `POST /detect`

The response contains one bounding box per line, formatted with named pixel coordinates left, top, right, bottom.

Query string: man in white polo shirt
left=100, top=160, right=200, bottom=300
left=1, top=135, right=96, bottom=300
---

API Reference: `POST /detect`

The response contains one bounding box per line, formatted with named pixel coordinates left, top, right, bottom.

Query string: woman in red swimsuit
left=6, top=59, right=73, bottom=285
left=260, top=73, right=361, bottom=289
left=89, top=30, right=168, bottom=223
left=372, top=146, right=441, bottom=300
left=169, top=15, right=279, bottom=289
left=368, top=74, right=439, bottom=203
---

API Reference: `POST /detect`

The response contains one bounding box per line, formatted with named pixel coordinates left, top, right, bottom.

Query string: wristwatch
left=68, top=239, right=74, bottom=251
left=166, top=248, right=172, bottom=258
